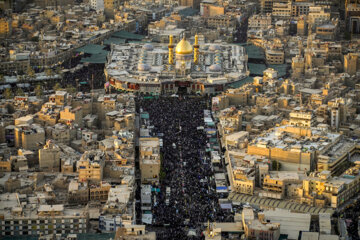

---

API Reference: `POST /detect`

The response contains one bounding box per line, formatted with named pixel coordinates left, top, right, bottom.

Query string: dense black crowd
left=61, top=63, right=105, bottom=90
left=138, top=96, right=225, bottom=239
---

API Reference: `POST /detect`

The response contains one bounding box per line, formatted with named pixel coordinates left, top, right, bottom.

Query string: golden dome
left=175, top=37, right=193, bottom=55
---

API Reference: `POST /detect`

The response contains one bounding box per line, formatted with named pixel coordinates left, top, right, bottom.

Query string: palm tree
left=53, top=82, right=62, bottom=92
left=45, top=68, right=54, bottom=78
left=35, top=84, right=43, bottom=98
left=4, top=88, right=13, bottom=99
left=16, top=88, right=25, bottom=96
left=66, top=84, right=76, bottom=95
left=26, top=66, right=36, bottom=80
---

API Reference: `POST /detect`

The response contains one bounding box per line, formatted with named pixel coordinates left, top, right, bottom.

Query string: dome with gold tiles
left=175, top=37, right=193, bottom=55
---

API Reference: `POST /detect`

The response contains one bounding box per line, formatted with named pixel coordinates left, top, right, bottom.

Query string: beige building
left=297, top=16, right=307, bottom=35
left=49, top=91, right=68, bottom=106
left=247, top=126, right=341, bottom=171
left=344, top=53, right=360, bottom=76
left=139, top=138, right=161, bottom=184
left=289, top=109, right=315, bottom=127
left=301, top=168, right=360, bottom=208
left=226, top=151, right=255, bottom=195
left=266, top=49, right=284, bottom=64
left=115, top=225, right=156, bottom=240
left=0, top=18, right=10, bottom=36
left=272, top=1, right=292, bottom=18
left=242, top=207, right=281, bottom=240
left=39, top=140, right=60, bottom=172
left=180, top=0, right=201, bottom=9
left=200, top=2, right=225, bottom=18
left=104, top=0, right=120, bottom=17
left=68, top=180, right=89, bottom=204
left=90, top=182, right=111, bottom=203
left=0, top=158, right=11, bottom=172
left=248, top=14, right=272, bottom=30
left=77, top=151, right=105, bottom=182
left=292, top=55, right=305, bottom=77
left=260, top=171, right=305, bottom=199
left=308, top=6, right=331, bottom=27
left=15, top=124, right=45, bottom=150
left=0, top=195, right=89, bottom=237
left=60, top=106, right=83, bottom=126
left=206, top=15, right=237, bottom=29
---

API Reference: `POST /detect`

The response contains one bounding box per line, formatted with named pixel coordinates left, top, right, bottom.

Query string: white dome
left=209, top=64, right=221, bottom=72
left=209, top=45, right=221, bottom=51
left=143, top=44, right=154, bottom=51
left=138, top=63, right=150, bottom=71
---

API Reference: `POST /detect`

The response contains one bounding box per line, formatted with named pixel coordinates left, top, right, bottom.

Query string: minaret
left=168, top=35, right=174, bottom=65
left=193, top=34, right=199, bottom=64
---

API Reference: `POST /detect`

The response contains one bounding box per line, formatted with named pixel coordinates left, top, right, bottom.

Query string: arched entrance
left=176, top=81, right=190, bottom=95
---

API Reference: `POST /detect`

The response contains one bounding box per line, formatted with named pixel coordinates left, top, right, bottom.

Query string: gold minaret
left=193, top=34, right=199, bottom=64
left=168, top=35, right=174, bottom=65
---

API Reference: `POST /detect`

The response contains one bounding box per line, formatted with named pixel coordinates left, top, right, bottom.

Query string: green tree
left=55, top=66, right=62, bottom=75
left=272, top=160, right=281, bottom=171
left=45, top=68, right=53, bottom=78
left=26, top=66, right=36, bottom=79
left=53, top=82, right=62, bottom=91
left=16, top=88, right=25, bottom=96
left=66, top=85, right=76, bottom=95
left=35, top=84, right=43, bottom=98
left=4, top=88, right=13, bottom=99
left=0, top=74, right=4, bottom=83
left=17, top=75, right=24, bottom=83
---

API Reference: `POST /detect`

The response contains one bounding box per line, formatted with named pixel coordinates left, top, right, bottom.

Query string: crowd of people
left=137, top=96, right=226, bottom=239
left=61, top=63, right=106, bottom=90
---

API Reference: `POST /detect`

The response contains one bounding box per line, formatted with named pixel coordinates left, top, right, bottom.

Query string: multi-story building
left=206, top=15, right=237, bottom=29
left=289, top=109, right=315, bottom=127
left=90, top=0, right=104, bottom=12
left=272, top=1, right=292, bottom=18
left=77, top=151, right=105, bottom=182
left=14, top=124, right=45, bottom=151
left=90, top=182, right=111, bottom=203
left=308, top=6, right=331, bottom=27
left=301, top=167, right=360, bottom=208
left=114, top=225, right=156, bottom=240
left=0, top=194, right=88, bottom=237
left=59, top=106, right=83, bottom=126
left=226, top=151, right=255, bottom=195
left=260, top=171, right=305, bottom=199
left=180, top=0, right=201, bottom=9
left=291, top=1, right=314, bottom=17
left=139, top=138, right=160, bottom=184
left=0, top=158, right=11, bottom=172
left=0, top=18, right=10, bottom=36
left=39, top=140, right=60, bottom=172
left=49, top=91, right=68, bottom=106
left=104, top=0, right=120, bottom=18
left=242, top=207, right=281, bottom=240
left=200, top=1, right=225, bottom=18
left=247, top=126, right=341, bottom=171
left=68, top=180, right=89, bottom=204
left=265, top=49, right=284, bottom=64
left=248, top=14, right=272, bottom=30
left=345, top=0, right=360, bottom=34
left=344, top=53, right=360, bottom=76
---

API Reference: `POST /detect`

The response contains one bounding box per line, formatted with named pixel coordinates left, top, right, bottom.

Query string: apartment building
left=14, top=124, right=45, bottom=151
left=39, top=140, right=60, bottom=172
left=0, top=194, right=88, bottom=237
left=289, top=109, right=315, bottom=127
left=77, top=151, right=105, bottom=182
left=139, top=138, right=161, bottom=184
